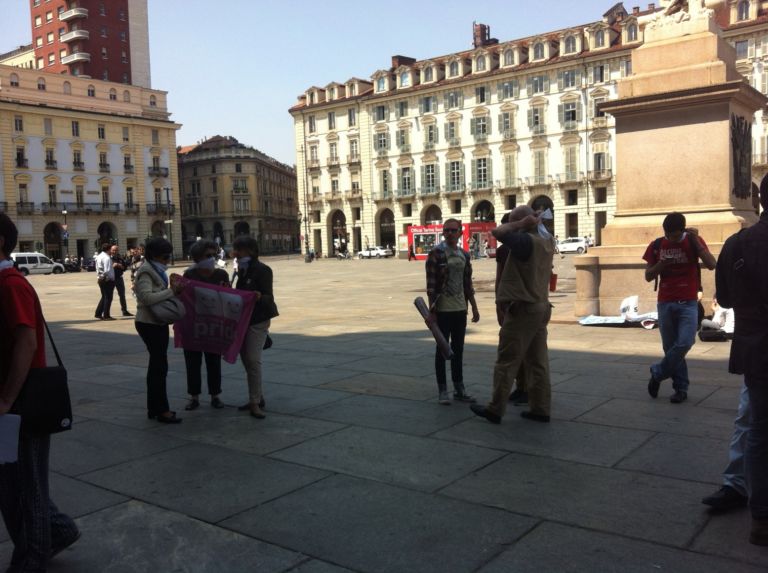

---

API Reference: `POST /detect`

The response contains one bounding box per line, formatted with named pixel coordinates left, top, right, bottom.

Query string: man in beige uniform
left=471, top=206, right=555, bottom=423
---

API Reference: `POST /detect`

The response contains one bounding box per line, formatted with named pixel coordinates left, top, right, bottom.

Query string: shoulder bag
left=149, top=296, right=186, bottom=324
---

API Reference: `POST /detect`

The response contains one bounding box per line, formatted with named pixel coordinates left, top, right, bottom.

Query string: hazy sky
left=0, top=0, right=618, bottom=165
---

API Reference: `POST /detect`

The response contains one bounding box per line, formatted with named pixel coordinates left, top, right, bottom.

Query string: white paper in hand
left=540, top=208, right=554, bottom=220
left=0, top=414, right=20, bottom=464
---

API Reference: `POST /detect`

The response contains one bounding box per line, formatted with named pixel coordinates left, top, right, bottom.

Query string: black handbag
left=12, top=320, right=73, bottom=435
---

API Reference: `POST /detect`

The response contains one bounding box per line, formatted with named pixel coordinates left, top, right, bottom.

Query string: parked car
left=83, top=257, right=96, bottom=272
left=11, top=252, right=65, bottom=275
left=557, top=237, right=588, bottom=254
left=358, top=246, right=393, bottom=259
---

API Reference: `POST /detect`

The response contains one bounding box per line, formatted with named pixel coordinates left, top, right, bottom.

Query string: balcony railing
left=473, top=133, right=488, bottom=144
left=445, top=183, right=464, bottom=194
left=60, top=29, right=90, bottom=42
left=448, top=138, right=461, bottom=147
left=329, top=190, right=343, bottom=200
left=395, top=188, right=415, bottom=198
left=532, top=124, right=547, bottom=135
left=377, top=149, right=388, bottom=158
left=754, top=154, right=768, bottom=166
left=308, top=159, right=321, bottom=169
left=17, top=202, right=34, bottom=214
left=347, top=154, right=361, bottom=164
left=373, top=191, right=393, bottom=201
left=101, top=203, right=121, bottom=213
left=123, top=164, right=134, bottom=174
left=526, top=175, right=551, bottom=187
left=45, top=160, right=57, bottom=169
left=504, top=178, right=523, bottom=189
left=470, top=180, right=491, bottom=191
left=99, top=163, right=110, bottom=173
left=124, top=204, right=139, bottom=214
left=61, top=52, right=91, bottom=65
left=399, top=144, right=411, bottom=154
left=349, top=188, right=362, bottom=198
left=588, top=169, right=613, bottom=180
left=41, top=202, right=68, bottom=213
left=148, top=166, right=169, bottom=177
left=327, top=156, right=340, bottom=167
left=146, top=203, right=176, bottom=215
left=15, top=158, right=28, bottom=168
left=59, top=7, right=89, bottom=21
left=592, top=116, right=608, bottom=128
left=562, top=120, right=578, bottom=132
left=558, top=171, right=583, bottom=184
left=73, top=161, right=84, bottom=171
left=420, top=186, right=441, bottom=196
left=231, top=187, right=249, bottom=194
left=502, top=129, right=516, bottom=141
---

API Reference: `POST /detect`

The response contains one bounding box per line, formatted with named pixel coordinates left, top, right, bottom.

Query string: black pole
left=164, top=186, right=174, bottom=264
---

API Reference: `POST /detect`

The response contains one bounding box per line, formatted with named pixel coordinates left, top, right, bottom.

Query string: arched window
left=62, top=81, right=71, bottom=94
left=533, top=42, right=545, bottom=60
left=400, top=71, right=410, bottom=87
left=149, top=95, right=157, bottom=107
left=87, top=85, right=95, bottom=97
left=123, top=90, right=131, bottom=102
left=376, top=77, right=386, bottom=92
left=627, top=24, right=638, bottom=42
left=564, top=36, right=576, bottom=54
left=449, top=61, right=459, bottom=76
left=476, top=55, right=486, bottom=72
left=10, top=73, right=19, bottom=87
left=595, top=29, right=605, bottom=48
left=37, top=77, right=46, bottom=91
left=503, top=49, right=514, bottom=66
left=738, top=0, right=750, bottom=21
left=109, top=88, right=117, bottom=101
left=424, top=66, right=433, bottom=82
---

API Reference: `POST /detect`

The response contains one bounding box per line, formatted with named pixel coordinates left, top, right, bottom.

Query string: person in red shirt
left=643, top=212, right=716, bottom=403
left=0, top=213, right=80, bottom=572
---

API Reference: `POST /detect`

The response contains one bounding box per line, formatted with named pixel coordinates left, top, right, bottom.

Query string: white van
left=11, top=252, right=65, bottom=275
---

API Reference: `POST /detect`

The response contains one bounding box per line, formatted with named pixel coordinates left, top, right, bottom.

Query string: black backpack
left=651, top=234, right=701, bottom=292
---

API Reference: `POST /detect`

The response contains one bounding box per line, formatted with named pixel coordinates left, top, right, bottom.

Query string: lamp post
left=163, top=186, right=174, bottom=264
left=61, top=208, right=68, bottom=258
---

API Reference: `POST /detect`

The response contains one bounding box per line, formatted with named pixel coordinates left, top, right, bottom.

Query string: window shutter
left=587, top=66, right=594, bottom=84
left=445, top=161, right=450, bottom=187
left=444, top=122, right=450, bottom=138
left=470, top=118, right=476, bottom=135
left=512, top=79, right=519, bottom=98
left=526, top=76, right=533, bottom=95
left=576, top=101, right=583, bottom=122
left=527, top=108, right=534, bottom=128
left=460, top=161, right=466, bottom=186
left=498, top=113, right=503, bottom=132
left=487, top=115, right=492, bottom=135
left=443, top=93, right=449, bottom=108
left=487, top=156, right=493, bottom=184
left=420, top=165, right=426, bottom=190
left=762, top=73, right=768, bottom=95
left=458, top=91, right=464, bottom=106
left=431, top=96, right=438, bottom=112
left=557, top=71, right=564, bottom=91
left=435, top=163, right=440, bottom=189
left=386, top=106, right=391, bottom=121
left=386, top=132, right=391, bottom=149
left=496, top=82, right=503, bottom=100
left=749, top=38, right=756, bottom=59
left=607, top=154, right=612, bottom=170
left=543, top=74, right=550, bottom=92
left=418, top=99, right=424, bottom=115
left=471, top=159, right=478, bottom=186
left=434, top=126, right=439, bottom=142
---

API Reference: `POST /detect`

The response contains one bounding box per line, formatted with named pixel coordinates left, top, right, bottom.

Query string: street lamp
left=163, top=186, right=174, bottom=264
left=61, top=208, right=68, bottom=258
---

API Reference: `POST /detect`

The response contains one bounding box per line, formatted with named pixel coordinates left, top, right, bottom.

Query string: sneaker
left=509, top=389, right=528, bottom=405
left=453, top=391, right=476, bottom=403
left=702, top=485, right=747, bottom=512
left=670, top=390, right=687, bottom=404
left=470, top=404, right=501, bottom=424
left=438, top=391, right=451, bottom=405
left=648, top=369, right=660, bottom=399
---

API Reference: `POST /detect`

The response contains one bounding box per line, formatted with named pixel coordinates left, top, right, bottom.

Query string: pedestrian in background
left=110, top=245, right=132, bottom=317
left=0, top=213, right=80, bottom=571
left=182, top=240, right=230, bottom=411
left=94, top=242, right=115, bottom=320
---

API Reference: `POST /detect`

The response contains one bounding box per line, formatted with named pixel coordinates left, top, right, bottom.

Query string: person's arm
left=644, top=258, right=674, bottom=283
left=0, top=325, right=36, bottom=414
left=134, top=271, right=174, bottom=306
left=464, top=257, right=480, bottom=323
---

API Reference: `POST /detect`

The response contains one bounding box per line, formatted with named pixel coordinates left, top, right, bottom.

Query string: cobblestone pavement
left=2, top=255, right=764, bottom=572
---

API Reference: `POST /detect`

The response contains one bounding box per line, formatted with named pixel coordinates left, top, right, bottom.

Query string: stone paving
left=2, top=255, right=766, bottom=572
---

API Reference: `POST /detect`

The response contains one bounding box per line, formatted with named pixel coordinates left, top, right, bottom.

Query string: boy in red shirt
left=643, top=212, right=716, bottom=403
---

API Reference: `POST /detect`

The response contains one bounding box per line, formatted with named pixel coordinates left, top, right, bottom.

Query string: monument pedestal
left=575, top=13, right=765, bottom=316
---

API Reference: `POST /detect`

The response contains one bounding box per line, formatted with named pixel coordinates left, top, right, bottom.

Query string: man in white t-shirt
left=94, top=243, right=116, bottom=320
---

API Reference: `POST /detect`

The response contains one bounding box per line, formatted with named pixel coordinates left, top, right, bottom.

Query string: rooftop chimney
left=473, top=22, right=498, bottom=48
left=648, top=3, right=655, bottom=10
left=391, top=55, right=416, bottom=68
left=633, top=6, right=640, bottom=15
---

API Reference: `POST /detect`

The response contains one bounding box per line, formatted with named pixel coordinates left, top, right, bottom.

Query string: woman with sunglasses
left=134, top=238, right=183, bottom=424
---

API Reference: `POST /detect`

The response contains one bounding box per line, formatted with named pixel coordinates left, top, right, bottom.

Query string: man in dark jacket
left=715, top=195, right=768, bottom=546
left=232, top=236, right=278, bottom=419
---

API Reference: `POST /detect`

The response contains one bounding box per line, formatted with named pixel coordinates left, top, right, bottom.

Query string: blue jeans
left=651, top=300, right=698, bottom=392
left=723, top=384, right=750, bottom=496
left=747, top=378, right=768, bottom=519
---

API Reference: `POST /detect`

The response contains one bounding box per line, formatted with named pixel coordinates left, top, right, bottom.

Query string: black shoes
left=470, top=404, right=501, bottom=424
left=149, top=412, right=182, bottom=424
left=102, top=316, right=116, bottom=321
left=453, top=391, right=476, bottom=403
left=521, top=411, right=550, bottom=423
left=670, top=390, right=688, bottom=404
left=122, top=310, right=134, bottom=317
left=238, top=398, right=265, bottom=411
left=508, top=389, right=528, bottom=405
left=184, top=399, right=200, bottom=411
left=648, top=369, right=660, bottom=399
left=211, top=396, right=224, bottom=409
left=50, top=530, right=81, bottom=559
left=702, top=485, right=747, bottom=512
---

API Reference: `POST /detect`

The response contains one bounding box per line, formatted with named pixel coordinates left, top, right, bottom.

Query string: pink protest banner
left=173, top=278, right=256, bottom=363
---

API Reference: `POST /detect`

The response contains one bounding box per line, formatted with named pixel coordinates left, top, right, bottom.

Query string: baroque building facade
left=177, top=136, right=299, bottom=255
left=290, top=0, right=768, bottom=256
left=0, top=63, right=180, bottom=259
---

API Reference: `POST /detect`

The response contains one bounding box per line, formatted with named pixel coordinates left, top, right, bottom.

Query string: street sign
left=164, top=220, right=173, bottom=224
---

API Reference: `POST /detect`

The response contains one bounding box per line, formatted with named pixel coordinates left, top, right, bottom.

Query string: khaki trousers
left=488, top=302, right=552, bottom=418
left=240, top=320, right=270, bottom=403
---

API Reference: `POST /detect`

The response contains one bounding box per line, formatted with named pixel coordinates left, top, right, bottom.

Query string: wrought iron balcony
left=445, top=183, right=464, bottom=194
left=101, top=203, right=121, bottom=213
left=588, top=169, right=613, bottom=181
left=470, top=180, right=492, bottom=191
left=17, top=202, right=34, bottom=214
left=502, top=129, right=516, bottom=141
left=754, top=154, right=768, bottom=167
left=562, top=120, right=579, bottom=132
left=60, top=29, right=89, bottom=42
left=420, top=186, right=441, bottom=196
left=99, top=162, right=110, bottom=173
left=73, top=161, right=84, bottom=171
left=308, top=159, right=321, bottom=170
left=146, top=203, right=176, bottom=215
left=373, top=191, right=393, bottom=201
left=526, top=175, right=551, bottom=187
left=395, top=188, right=415, bottom=198
left=531, top=124, right=546, bottom=135
left=59, top=7, right=89, bottom=21
left=448, top=138, right=461, bottom=147
left=423, top=141, right=435, bottom=151
left=503, top=178, right=523, bottom=189
left=399, top=144, right=411, bottom=154
left=347, top=154, right=361, bottom=164
left=45, top=160, right=57, bottom=169
left=61, top=52, right=91, bottom=65
left=124, top=204, right=139, bottom=214
left=473, top=133, right=488, bottom=144
left=123, top=164, right=134, bottom=174
left=327, top=156, right=340, bottom=167
left=148, top=166, right=169, bottom=177
left=41, top=202, right=68, bottom=213
left=15, top=158, right=28, bottom=168
left=558, top=171, right=583, bottom=184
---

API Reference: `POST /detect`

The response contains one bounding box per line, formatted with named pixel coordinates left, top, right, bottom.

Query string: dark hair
left=144, top=238, right=173, bottom=260
left=443, top=218, right=462, bottom=230
left=762, top=191, right=768, bottom=212
left=662, top=212, right=686, bottom=234
left=0, top=214, right=18, bottom=257
left=500, top=212, right=510, bottom=224
left=101, top=243, right=112, bottom=252
left=189, top=239, right=218, bottom=262
left=233, top=235, right=259, bottom=257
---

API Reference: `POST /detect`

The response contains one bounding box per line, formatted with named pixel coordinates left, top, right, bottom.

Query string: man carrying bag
left=0, top=214, right=79, bottom=572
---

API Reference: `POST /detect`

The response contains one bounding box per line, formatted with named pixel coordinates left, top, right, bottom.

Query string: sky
left=0, top=0, right=619, bottom=165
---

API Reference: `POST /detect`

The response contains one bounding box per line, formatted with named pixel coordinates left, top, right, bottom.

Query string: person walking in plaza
left=110, top=245, right=133, bottom=317
left=94, top=242, right=116, bottom=320
left=470, top=206, right=554, bottom=424
left=425, top=219, right=480, bottom=405
left=232, top=236, right=278, bottom=419
left=0, top=214, right=80, bottom=572
left=643, top=212, right=716, bottom=403
left=714, top=192, right=768, bottom=545
left=495, top=212, right=530, bottom=406
left=134, top=238, right=183, bottom=424
left=182, top=240, right=230, bottom=411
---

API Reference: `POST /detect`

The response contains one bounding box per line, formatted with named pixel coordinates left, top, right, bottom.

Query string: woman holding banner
left=232, top=236, right=278, bottom=419
left=183, top=240, right=231, bottom=410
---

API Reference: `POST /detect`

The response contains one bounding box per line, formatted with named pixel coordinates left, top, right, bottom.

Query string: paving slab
left=321, top=372, right=437, bottom=401
left=332, top=355, right=436, bottom=377
left=264, top=363, right=363, bottom=387
left=271, top=426, right=504, bottom=492
left=79, top=443, right=329, bottom=522
left=554, top=374, right=719, bottom=402
left=576, top=398, right=738, bottom=439
left=433, top=418, right=653, bottom=467
left=616, top=432, right=729, bottom=483
left=440, top=453, right=712, bottom=547
left=697, top=385, right=744, bottom=410
left=67, top=380, right=142, bottom=405
left=221, top=474, right=537, bottom=573
left=479, top=521, right=766, bottom=573
left=289, top=560, right=357, bottom=573
left=72, top=393, right=190, bottom=430
left=266, top=347, right=367, bottom=369
left=691, top=509, right=768, bottom=569
left=0, top=500, right=305, bottom=573
left=299, top=394, right=474, bottom=436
